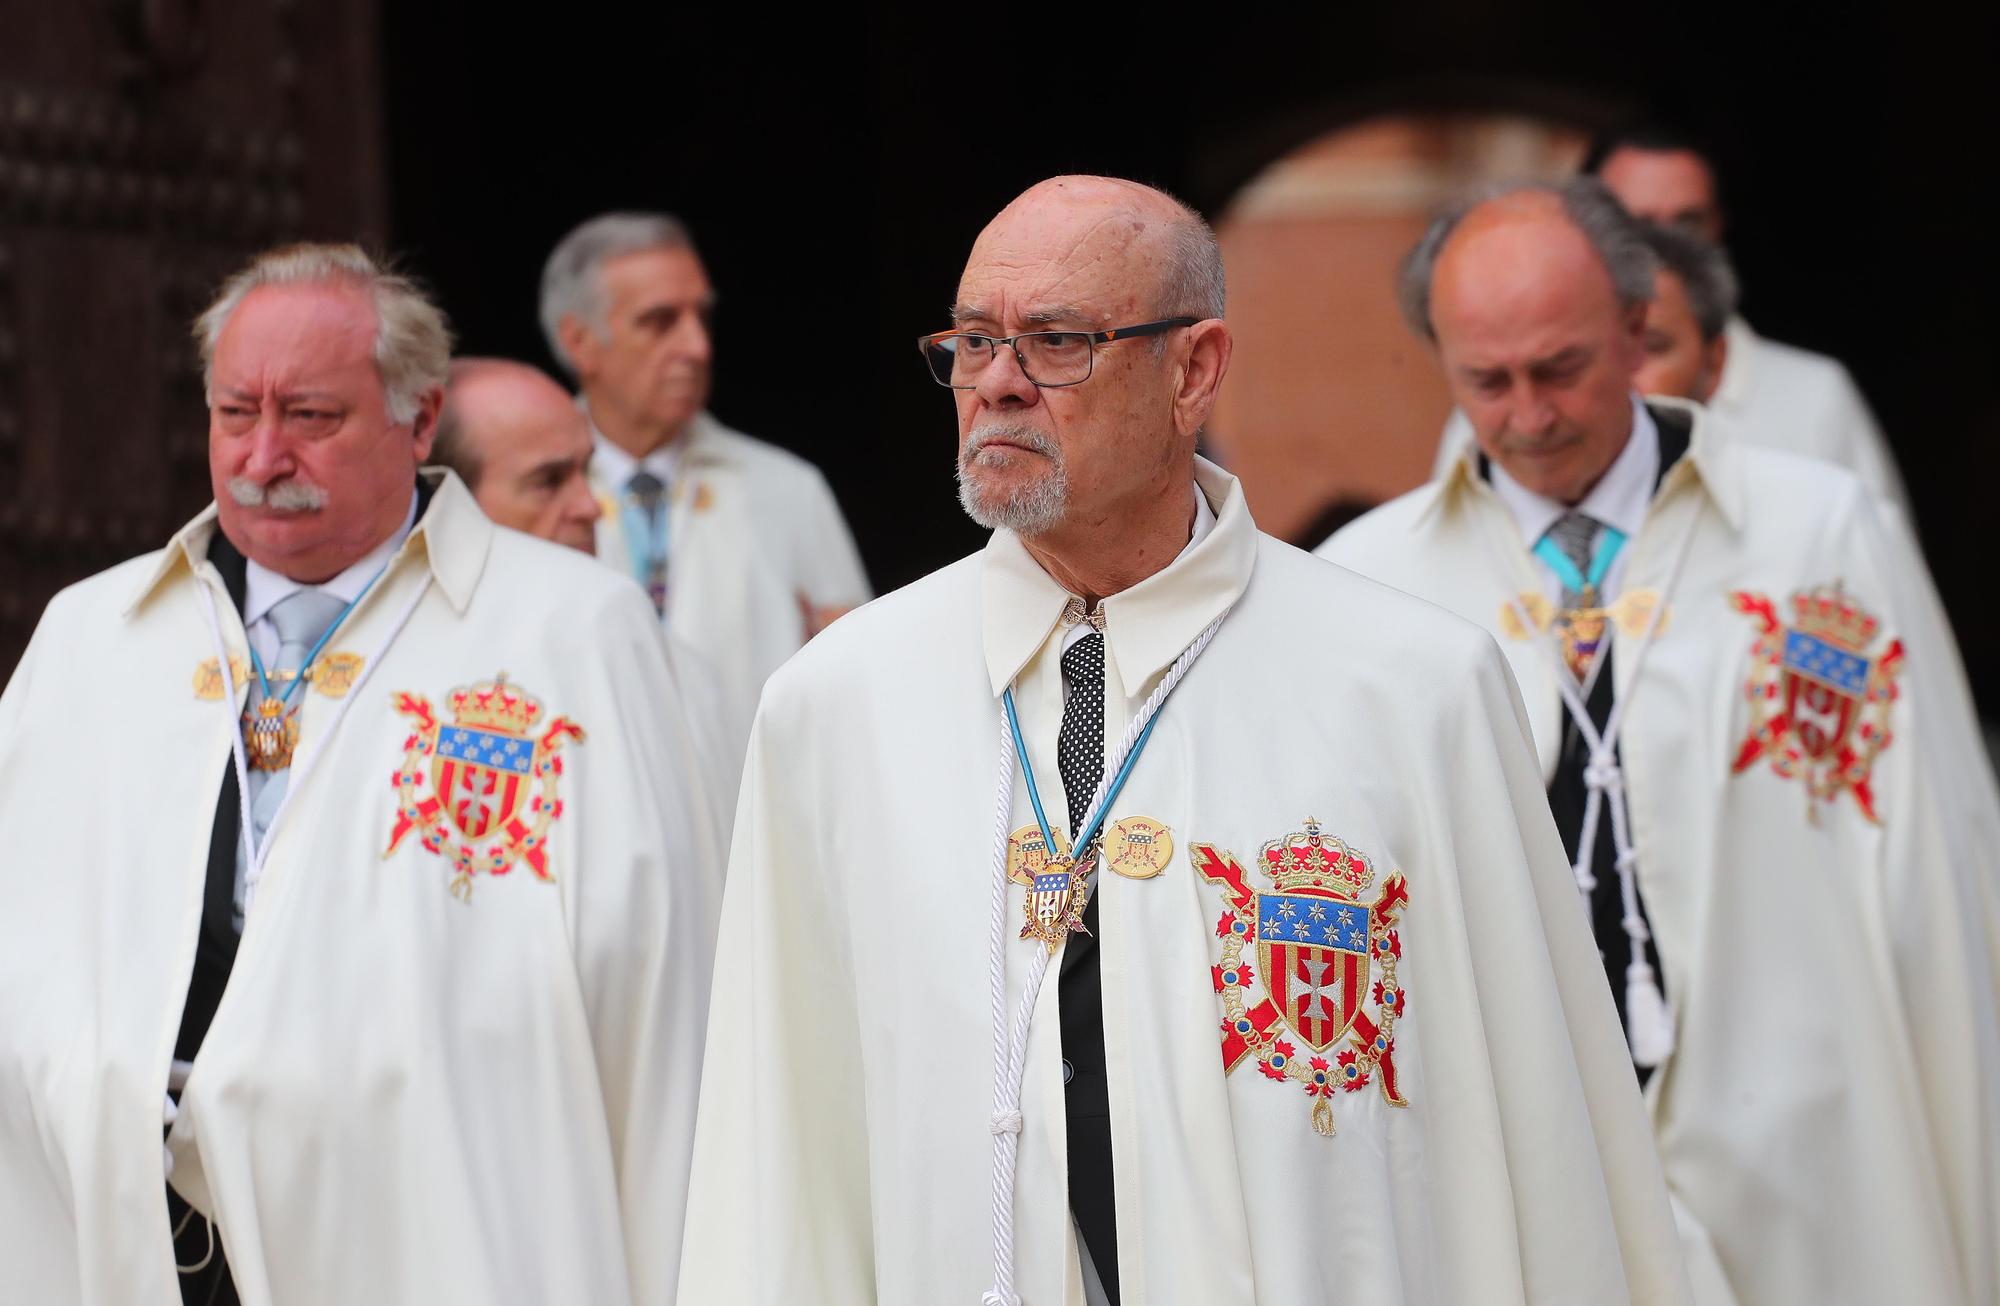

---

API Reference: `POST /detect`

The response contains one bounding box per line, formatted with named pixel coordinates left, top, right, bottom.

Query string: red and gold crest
left=1194, top=818, right=1410, bottom=1137
left=1731, top=583, right=1903, bottom=822
left=384, top=673, right=585, bottom=899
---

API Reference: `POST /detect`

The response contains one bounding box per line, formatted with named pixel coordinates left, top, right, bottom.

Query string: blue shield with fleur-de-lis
left=432, top=724, right=535, bottom=840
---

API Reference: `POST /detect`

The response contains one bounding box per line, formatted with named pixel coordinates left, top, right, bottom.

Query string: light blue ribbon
left=1533, top=523, right=1628, bottom=599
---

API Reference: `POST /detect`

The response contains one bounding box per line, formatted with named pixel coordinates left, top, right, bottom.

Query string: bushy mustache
left=228, top=476, right=328, bottom=512
left=960, top=422, right=1060, bottom=469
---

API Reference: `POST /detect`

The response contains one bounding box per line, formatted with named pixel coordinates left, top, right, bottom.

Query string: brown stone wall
left=0, top=0, right=384, bottom=672
left=1209, top=115, right=1585, bottom=544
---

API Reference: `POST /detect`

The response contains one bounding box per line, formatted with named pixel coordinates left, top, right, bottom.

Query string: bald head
left=943, top=175, right=1231, bottom=597
left=959, top=176, right=1225, bottom=332
left=1431, top=191, right=1627, bottom=347
left=1408, top=181, right=1655, bottom=505
left=434, top=358, right=601, bottom=552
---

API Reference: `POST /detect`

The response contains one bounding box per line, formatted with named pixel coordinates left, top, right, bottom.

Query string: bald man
left=1430, top=127, right=1908, bottom=509
left=435, top=356, right=751, bottom=821
left=678, top=175, right=1690, bottom=1305
left=1321, top=179, right=2000, bottom=1305
left=432, top=358, right=602, bottom=552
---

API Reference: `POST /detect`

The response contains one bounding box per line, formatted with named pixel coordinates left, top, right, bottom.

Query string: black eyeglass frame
left=916, top=317, right=1200, bottom=389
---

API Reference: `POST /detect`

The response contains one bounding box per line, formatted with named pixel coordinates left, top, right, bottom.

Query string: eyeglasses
left=917, top=318, right=1198, bottom=389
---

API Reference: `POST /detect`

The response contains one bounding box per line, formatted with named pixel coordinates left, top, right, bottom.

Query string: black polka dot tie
left=1059, top=633, right=1107, bottom=838
left=1055, top=628, right=1120, bottom=1300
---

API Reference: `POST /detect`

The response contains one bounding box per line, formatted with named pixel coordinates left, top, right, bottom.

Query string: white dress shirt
left=589, top=419, right=687, bottom=502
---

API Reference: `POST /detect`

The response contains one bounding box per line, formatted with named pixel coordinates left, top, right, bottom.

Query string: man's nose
left=972, top=342, right=1040, bottom=408
left=1509, top=386, right=1558, bottom=437
left=568, top=475, right=604, bottom=525
left=239, top=411, right=298, bottom=480
left=673, top=314, right=713, bottom=365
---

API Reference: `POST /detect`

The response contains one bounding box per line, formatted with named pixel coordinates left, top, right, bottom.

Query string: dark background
left=5, top=5, right=1993, bottom=707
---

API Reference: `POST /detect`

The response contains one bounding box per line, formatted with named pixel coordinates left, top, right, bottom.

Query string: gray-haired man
left=0, top=242, right=723, bottom=1305
left=1320, top=178, right=2000, bottom=1306
left=540, top=213, right=870, bottom=758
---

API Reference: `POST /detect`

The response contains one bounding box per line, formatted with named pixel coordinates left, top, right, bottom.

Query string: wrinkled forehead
left=955, top=200, right=1163, bottom=326
left=214, top=282, right=379, bottom=382
left=1433, top=210, right=1620, bottom=346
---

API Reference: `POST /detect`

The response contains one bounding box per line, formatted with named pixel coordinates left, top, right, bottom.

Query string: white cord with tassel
left=982, top=612, right=1225, bottom=1305
left=1507, top=501, right=1701, bottom=1068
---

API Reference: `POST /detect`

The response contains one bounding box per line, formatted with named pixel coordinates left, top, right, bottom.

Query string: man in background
left=1588, top=125, right=1906, bottom=503
left=431, top=356, right=601, bottom=551
left=539, top=212, right=871, bottom=745
left=434, top=353, right=746, bottom=820
left=1432, top=125, right=1908, bottom=509
left=1629, top=220, right=1735, bottom=404
left=1323, top=179, right=1998, bottom=1305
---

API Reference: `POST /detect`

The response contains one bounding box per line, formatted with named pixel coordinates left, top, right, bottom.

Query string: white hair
left=538, top=212, right=695, bottom=375
left=194, top=243, right=452, bottom=425
left=1154, top=193, right=1227, bottom=322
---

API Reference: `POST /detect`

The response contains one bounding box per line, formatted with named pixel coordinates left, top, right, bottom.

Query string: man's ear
left=1616, top=300, right=1649, bottom=376
left=1172, top=319, right=1233, bottom=440
left=409, top=386, right=445, bottom=461
left=557, top=313, right=601, bottom=380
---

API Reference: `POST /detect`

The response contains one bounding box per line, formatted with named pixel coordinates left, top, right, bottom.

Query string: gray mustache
left=228, top=477, right=328, bottom=512
left=962, top=423, right=1059, bottom=465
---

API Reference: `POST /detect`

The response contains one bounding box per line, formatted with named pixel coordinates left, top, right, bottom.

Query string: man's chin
left=649, top=393, right=707, bottom=430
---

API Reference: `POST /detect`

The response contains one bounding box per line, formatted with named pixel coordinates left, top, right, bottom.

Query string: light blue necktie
left=235, top=587, right=345, bottom=930
left=623, top=470, right=670, bottom=617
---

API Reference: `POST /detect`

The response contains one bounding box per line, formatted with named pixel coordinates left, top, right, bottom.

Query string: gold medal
left=1499, top=591, right=1555, bottom=640
left=311, top=651, right=365, bottom=698
left=243, top=697, right=299, bottom=771
left=193, top=655, right=251, bottom=701
left=1501, top=588, right=1670, bottom=650
left=1556, top=605, right=1611, bottom=681
left=1608, top=587, right=1670, bottom=637
left=1005, top=823, right=1072, bottom=885
left=1103, top=816, right=1174, bottom=879
left=1020, top=856, right=1090, bottom=955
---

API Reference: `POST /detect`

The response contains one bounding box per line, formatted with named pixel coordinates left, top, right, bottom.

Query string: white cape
left=680, top=460, right=1691, bottom=1305
left=591, top=410, right=871, bottom=777
left=0, top=473, right=723, bottom=1304
left=1322, top=401, right=2000, bottom=1305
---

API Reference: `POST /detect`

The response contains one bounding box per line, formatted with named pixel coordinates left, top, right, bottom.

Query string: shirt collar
left=582, top=400, right=722, bottom=489
left=1488, top=395, right=1658, bottom=549
left=124, top=468, right=494, bottom=618
left=243, top=490, right=417, bottom=628
left=982, top=456, right=1254, bottom=698
left=1415, top=394, right=1742, bottom=538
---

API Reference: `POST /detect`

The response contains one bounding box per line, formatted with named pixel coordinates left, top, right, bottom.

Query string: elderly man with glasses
left=676, top=175, right=1692, bottom=1306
